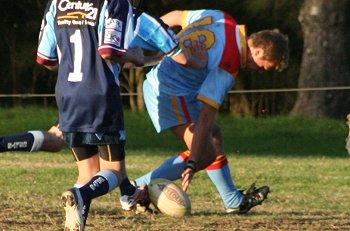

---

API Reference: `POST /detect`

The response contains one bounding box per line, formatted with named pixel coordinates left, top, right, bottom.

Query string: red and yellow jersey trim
left=219, top=12, right=247, bottom=76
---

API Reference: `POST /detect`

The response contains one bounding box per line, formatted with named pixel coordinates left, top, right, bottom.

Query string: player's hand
left=181, top=168, right=194, bottom=192
left=190, top=40, right=208, bottom=68
left=123, top=62, right=135, bottom=69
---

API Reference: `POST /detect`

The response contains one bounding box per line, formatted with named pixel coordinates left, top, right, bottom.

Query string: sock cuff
left=74, top=184, right=83, bottom=188
left=179, top=150, right=190, bottom=160
left=27, top=131, right=45, bottom=152
left=206, top=154, right=228, bottom=170
left=97, top=170, right=118, bottom=193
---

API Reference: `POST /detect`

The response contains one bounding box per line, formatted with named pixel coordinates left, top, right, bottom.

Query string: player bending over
left=133, top=9, right=289, bottom=214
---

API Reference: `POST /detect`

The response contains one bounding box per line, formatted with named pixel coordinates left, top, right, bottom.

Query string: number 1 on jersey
left=68, top=30, right=83, bottom=82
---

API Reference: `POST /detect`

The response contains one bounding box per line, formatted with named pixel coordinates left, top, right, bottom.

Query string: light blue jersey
left=144, top=10, right=247, bottom=132
left=130, top=9, right=179, bottom=54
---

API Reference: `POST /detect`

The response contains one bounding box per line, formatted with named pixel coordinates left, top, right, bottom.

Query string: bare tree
left=291, top=0, right=350, bottom=119
left=121, top=67, right=145, bottom=112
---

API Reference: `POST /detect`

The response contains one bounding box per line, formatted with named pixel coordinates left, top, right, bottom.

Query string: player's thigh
left=171, top=123, right=195, bottom=149
left=144, top=80, right=200, bottom=133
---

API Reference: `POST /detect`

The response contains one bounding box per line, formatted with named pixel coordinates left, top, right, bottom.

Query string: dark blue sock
left=0, top=133, right=34, bottom=152
left=119, top=178, right=136, bottom=196
left=78, top=175, right=109, bottom=205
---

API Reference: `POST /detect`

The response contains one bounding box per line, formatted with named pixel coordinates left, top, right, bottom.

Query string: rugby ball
left=148, top=178, right=191, bottom=217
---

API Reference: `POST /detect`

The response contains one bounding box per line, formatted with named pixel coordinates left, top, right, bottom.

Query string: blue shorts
left=143, top=79, right=201, bottom=133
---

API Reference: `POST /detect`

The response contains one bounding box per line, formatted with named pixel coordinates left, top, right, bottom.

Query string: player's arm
left=99, top=0, right=145, bottom=66
left=171, top=41, right=207, bottom=69
left=160, top=10, right=184, bottom=27
left=124, top=51, right=164, bottom=69
left=123, top=42, right=207, bottom=69
left=36, top=1, right=59, bottom=71
left=100, top=46, right=145, bottom=67
left=137, top=41, right=207, bottom=69
left=182, top=104, right=217, bottom=191
left=43, top=63, right=58, bottom=72
left=144, top=51, right=165, bottom=66
left=162, top=11, right=208, bottom=69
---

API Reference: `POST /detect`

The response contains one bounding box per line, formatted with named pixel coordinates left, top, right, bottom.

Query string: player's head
left=247, top=29, right=289, bottom=72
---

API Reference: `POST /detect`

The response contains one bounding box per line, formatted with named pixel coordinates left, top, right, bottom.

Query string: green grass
left=1, top=106, right=348, bottom=157
left=0, top=106, right=350, bottom=230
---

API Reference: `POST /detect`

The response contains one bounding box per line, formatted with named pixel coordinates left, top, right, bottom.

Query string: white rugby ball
left=148, top=178, right=191, bottom=217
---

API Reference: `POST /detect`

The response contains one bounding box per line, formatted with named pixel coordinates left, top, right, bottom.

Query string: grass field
left=1, top=106, right=350, bottom=230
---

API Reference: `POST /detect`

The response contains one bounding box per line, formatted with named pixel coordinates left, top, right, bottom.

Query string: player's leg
left=136, top=82, right=194, bottom=184
left=62, top=145, right=100, bottom=231
left=172, top=123, right=217, bottom=170
left=98, top=144, right=147, bottom=211
left=206, top=123, right=270, bottom=213
left=204, top=123, right=244, bottom=209
left=0, top=125, right=64, bottom=153
left=134, top=122, right=216, bottom=185
left=135, top=150, right=188, bottom=186
left=0, top=131, right=44, bottom=152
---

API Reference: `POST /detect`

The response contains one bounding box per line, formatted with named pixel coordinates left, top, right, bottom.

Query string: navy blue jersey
left=37, top=0, right=134, bottom=133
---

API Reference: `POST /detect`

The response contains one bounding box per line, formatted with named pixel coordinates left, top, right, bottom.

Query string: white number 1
left=68, top=30, right=83, bottom=82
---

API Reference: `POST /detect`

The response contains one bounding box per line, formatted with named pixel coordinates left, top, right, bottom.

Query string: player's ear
left=257, top=48, right=265, bottom=58
left=252, top=47, right=264, bottom=59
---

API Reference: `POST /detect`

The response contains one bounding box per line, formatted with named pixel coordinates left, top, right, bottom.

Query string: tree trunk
left=229, top=77, right=252, bottom=117
left=291, top=0, right=350, bottom=119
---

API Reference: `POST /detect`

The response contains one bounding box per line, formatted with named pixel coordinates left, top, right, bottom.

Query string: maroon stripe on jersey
left=36, top=53, right=57, bottom=66
left=179, top=96, right=192, bottom=124
left=218, top=12, right=240, bottom=75
left=98, top=46, right=126, bottom=58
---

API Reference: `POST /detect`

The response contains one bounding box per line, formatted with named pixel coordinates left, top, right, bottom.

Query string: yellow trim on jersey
left=197, top=95, right=220, bottom=110
left=239, top=25, right=247, bottom=68
left=171, top=96, right=184, bottom=124
left=181, top=11, right=190, bottom=28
